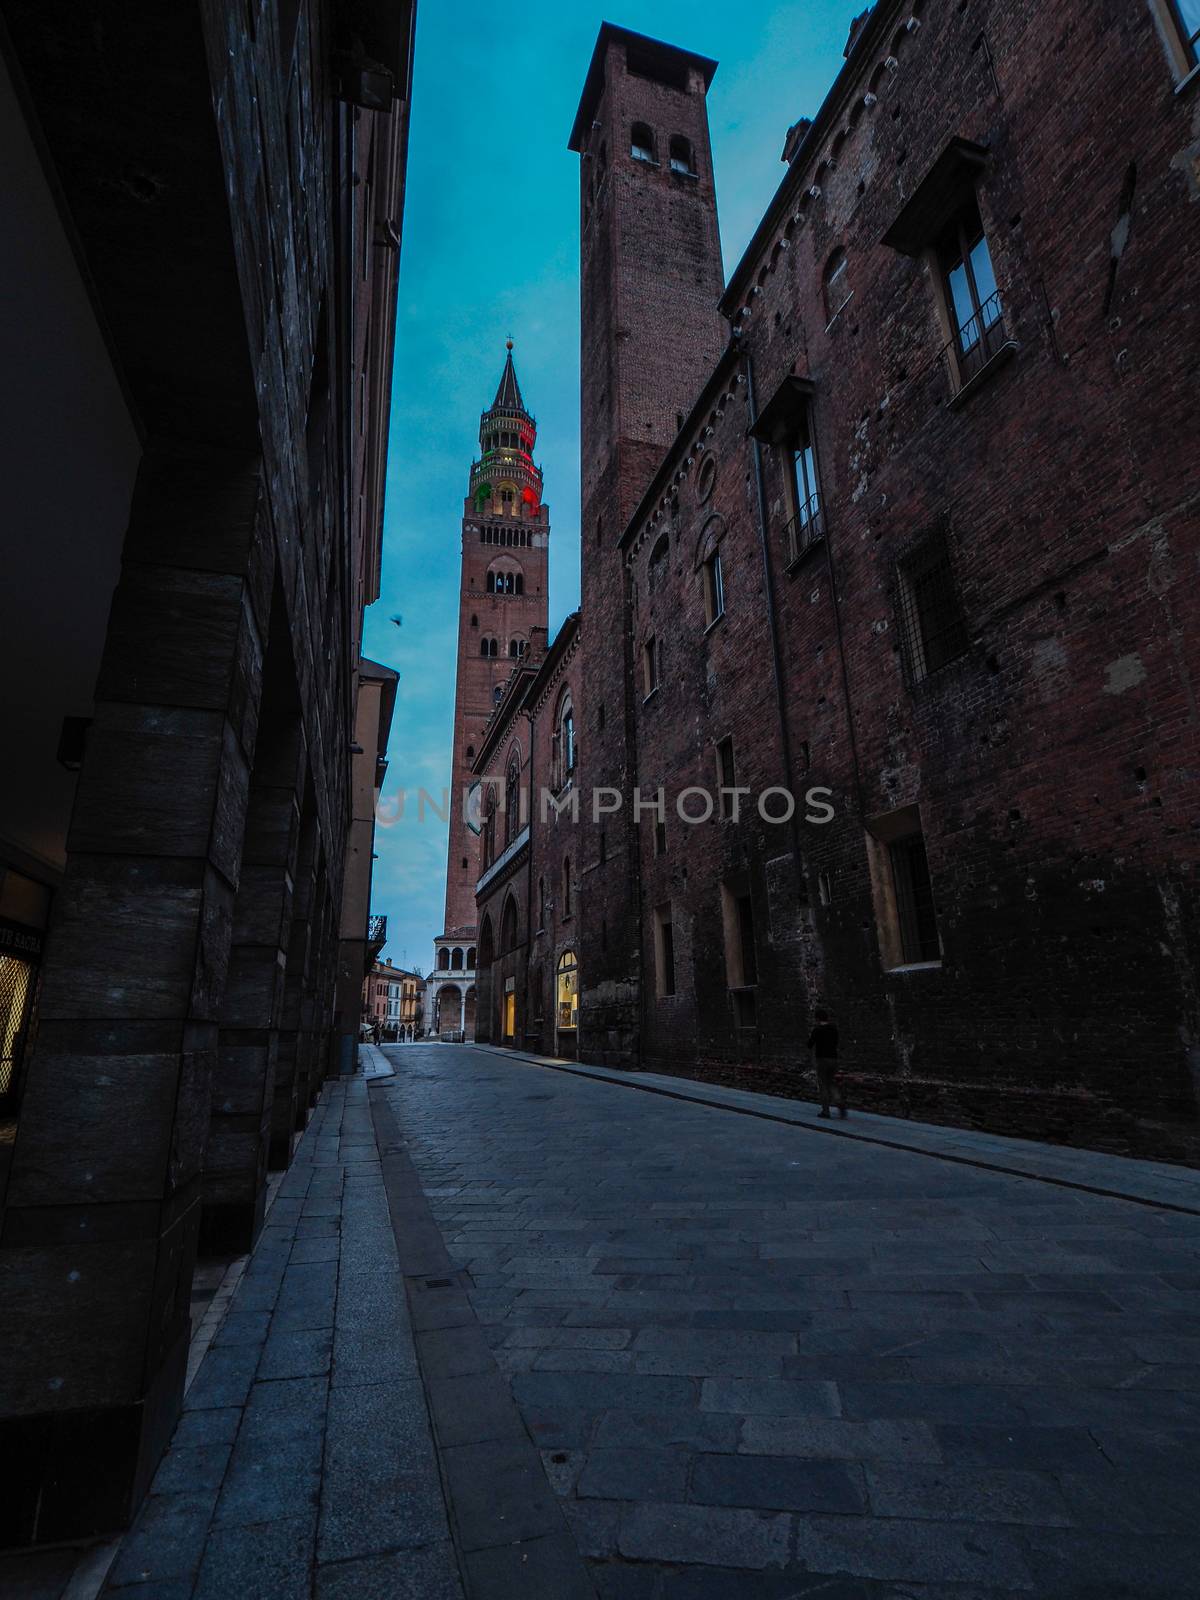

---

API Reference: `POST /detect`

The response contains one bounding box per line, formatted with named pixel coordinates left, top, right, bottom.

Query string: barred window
left=896, top=533, right=968, bottom=682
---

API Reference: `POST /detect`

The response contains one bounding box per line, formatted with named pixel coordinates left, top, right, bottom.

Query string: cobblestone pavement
left=9, top=1044, right=1199, bottom=1600
left=378, top=1042, right=1200, bottom=1600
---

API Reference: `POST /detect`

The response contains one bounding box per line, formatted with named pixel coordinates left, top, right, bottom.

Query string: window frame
left=643, top=635, right=660, bottom=700
left=702, top=548, right=725, bottom=629
left=715, top=735, right=737, bottom=819
left=1154, top=0, right=1200, bottom=77
left=895, top=527, right=969, bottom=685
left=823, top=248, right=852, bottom=326
left=864, top=806, right=944, bottom=972
left=630, top=121, right=657, bottom=164
left=654, top=904, right=677, bottom=998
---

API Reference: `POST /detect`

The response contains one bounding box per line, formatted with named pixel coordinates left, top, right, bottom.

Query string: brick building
left=429, top=345, right=551, bottom=1039
left=362, top=958, right=424, bottom=1038
left=565, top=8, right=1200, bottom=1159
left=474, top=614, right=583, bottom=1058
left=0, top=0, right=414, bottom=1544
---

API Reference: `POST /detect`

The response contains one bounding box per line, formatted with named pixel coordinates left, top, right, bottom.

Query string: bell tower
left=429, top=344, right=550, bottom=1038
left=569, top=25, right=725, bottom=1065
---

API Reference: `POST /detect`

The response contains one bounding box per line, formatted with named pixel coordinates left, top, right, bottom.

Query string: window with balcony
left=749, top=377, right=824, bottom=566
left=785, top=413, right=824, bottom=564
left=936, top=199, right=1004, bottom=388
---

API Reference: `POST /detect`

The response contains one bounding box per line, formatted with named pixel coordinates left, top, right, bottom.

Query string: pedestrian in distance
left=807, top=1006, right=846, bottom=1119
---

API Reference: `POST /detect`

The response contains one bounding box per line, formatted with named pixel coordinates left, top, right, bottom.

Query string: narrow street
left=60, top=1042, right=1200, bottom=1600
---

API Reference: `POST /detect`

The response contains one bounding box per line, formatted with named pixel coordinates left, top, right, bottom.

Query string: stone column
left=201, top=614, right=304, bottom=1256
left=0, top=444, right=266, bottom=1545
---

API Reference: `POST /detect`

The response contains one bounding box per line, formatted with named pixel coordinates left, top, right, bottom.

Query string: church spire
left=471, top=340, right=542, bottom=514
left=491, top=338, right=525, bottom=413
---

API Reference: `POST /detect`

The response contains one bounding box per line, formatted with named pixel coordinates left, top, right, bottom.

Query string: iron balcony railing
left=945, top=290, right=1013, bottom=392
left=782, top=493, right=825, bottom=566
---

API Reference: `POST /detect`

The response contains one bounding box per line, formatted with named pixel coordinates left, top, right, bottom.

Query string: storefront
left=556, top=949, right=578, bottom=1060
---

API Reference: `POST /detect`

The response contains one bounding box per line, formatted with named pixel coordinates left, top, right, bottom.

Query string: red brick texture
left=573, top=4, right=1200, bottom=1160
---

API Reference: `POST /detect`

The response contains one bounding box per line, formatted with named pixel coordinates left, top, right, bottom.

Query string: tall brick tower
left=569, top=25, right=726, bottom=1065
left=428, top=345, right=550, bottom=1037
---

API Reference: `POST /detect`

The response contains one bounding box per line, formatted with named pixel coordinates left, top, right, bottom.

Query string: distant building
left=429, top=345, right=551, bottom=1041
left=0, top=0, right=415, bottom=1546
left=362, top=958, right=424, bottom=1039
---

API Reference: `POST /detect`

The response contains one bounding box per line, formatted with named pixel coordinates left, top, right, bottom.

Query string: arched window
left=563, top=856, right=572, bottom=918
left=553, top=689, right=576, bottom=790
left=500, top=894, right=518, bottom=953
left=451, top=947, right=463, bottom=971
left=478, top=914, right=494, bottom=971
left=471, top=614, right=478, bottom=627
left=824, top=248, right=851, bottom=323
left=509, top=636, right=528, bottom=658
left=631, top=122, right=656, bottom=164
left=486, top=560, right=523, bottom=597
left=437, top=949, right=450, bottom=971
left=505, top=749, right=521, bottom=844
left=480, top=635, right=498, bottom=657
left=467, top=946, right=476, bottom=969
left=669, top=135, right=694, bottom=175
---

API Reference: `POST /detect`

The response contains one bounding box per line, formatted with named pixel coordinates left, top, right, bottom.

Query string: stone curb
left=460, top=1044, right=1200, bottom=1218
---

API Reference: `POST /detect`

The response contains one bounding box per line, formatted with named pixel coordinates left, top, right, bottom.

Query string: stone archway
left=438, top=983, right=463, bottom=1038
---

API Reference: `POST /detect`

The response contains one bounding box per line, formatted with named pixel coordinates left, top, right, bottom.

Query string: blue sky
left=361, top=0, right=860, bottom=974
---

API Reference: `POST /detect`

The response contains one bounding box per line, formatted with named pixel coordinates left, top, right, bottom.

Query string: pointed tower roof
left=491, top=339, right=525, bottom=413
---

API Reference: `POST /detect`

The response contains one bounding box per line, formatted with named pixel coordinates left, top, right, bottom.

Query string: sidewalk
left=100, top=1074, right=462, bottom=1600
left=466, top=1043, right=1200, bottom=1215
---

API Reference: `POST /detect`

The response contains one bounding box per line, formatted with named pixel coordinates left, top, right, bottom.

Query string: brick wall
left=584, top=1, right=1200, bottom=1160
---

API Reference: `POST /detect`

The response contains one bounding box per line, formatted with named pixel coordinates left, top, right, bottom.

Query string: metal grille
left=954, top=289, right=1009, bottom=386
left=890, top=833, right=941, bottom=963
left=783, top=494, right=825, bottom=565
left=0, top=954, right=34, bottom=1098
left=897, top=536, right=968, bottom=682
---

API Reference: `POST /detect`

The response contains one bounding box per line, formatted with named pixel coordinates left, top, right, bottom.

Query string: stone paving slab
left=378, top=1041, right=1200, bottom=1599
left=467, top=1043, right=1200, bottom=1215
left=94, top=1079, right=467, bottom=1600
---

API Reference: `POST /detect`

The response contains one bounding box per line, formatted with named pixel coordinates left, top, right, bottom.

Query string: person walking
left=807, top=1007, right=846, bottom=1119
